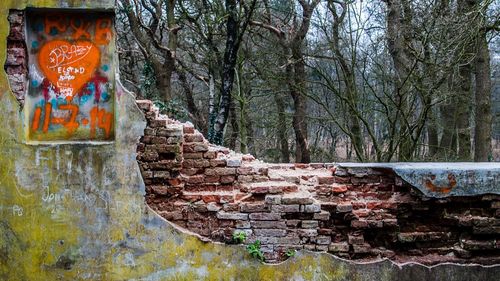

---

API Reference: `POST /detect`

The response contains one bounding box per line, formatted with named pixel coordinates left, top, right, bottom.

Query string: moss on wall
left=0, top=1, right=498, bottom=280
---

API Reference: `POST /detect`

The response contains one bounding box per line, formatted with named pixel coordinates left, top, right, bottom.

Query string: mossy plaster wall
left=0, top=1, right=499, bottom=280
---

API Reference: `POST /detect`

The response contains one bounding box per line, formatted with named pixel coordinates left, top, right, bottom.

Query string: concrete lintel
left=337, top=162, right=500, bottom=198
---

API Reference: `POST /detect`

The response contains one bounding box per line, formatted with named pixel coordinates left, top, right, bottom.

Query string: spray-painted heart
left=38, top=40, right=100, bottom=100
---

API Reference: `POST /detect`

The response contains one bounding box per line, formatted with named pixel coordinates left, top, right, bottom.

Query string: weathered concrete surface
left=338, top=163, right=500, bottom=198
left=0, top=1, right=499, bottom=280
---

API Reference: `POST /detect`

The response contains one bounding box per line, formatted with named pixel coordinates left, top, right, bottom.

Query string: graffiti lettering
left=39, top=40, right=100, bottom=100
left=12, top=205, right=23, bottom=216
left=31, top=103, right=112, bottom=139
left=71, top=18, right=92, bottom=40
left=90, top=107, right=113, bottom=138
left=27, top=13, right=115, bottom=141
left=95, top=18, right=113, bottom=45
left=44, top=15, right=67, bottom=35
left=47, top=44, right=93, bottom=69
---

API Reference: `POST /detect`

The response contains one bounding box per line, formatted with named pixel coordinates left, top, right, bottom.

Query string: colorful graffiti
left=26, top=12, right=114, bottom=141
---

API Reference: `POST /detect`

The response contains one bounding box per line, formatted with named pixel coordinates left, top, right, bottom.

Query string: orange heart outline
left=38, top=40, right=100, bottom=100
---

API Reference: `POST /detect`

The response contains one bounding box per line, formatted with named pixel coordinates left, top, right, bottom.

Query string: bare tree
left=119, top=0, right=179, bottom=102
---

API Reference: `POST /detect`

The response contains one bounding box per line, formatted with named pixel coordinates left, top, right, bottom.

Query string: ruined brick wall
left=136, top=100, right=500, bottom=264
left=5, top=10, right=499, bottom=266
left=5, top=10, right=27, bottom=104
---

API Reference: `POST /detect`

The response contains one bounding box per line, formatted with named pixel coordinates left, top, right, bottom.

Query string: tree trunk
left=274, top=93, right=290, bottom=163
left=385, top=0, right=415, bottom=161
left=290, top=46, right=311, bottom=163
left=208, top=0, right=256, bottom=145
left=456, top=63, right=472, bottom=160
left=427, top=107, right=439, bottom=157
left=209, top=0, right=239, bottom=144
left=178, top=69, right=207, bottom=133
left=228, top=99, right=239, bottom=150
left=474, top=31, right=492, bottom=161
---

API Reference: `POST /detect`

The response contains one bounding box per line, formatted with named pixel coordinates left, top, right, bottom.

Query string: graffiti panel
left=26, top=11, right=115, bottom=142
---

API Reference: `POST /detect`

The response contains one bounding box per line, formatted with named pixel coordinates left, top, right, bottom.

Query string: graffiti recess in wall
left=26, top=11, right=115, bottom=142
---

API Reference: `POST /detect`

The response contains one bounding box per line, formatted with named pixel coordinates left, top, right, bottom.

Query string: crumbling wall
left=137, top=100, right=500, bottom=264
left=1, top=2, right=499, bottom=280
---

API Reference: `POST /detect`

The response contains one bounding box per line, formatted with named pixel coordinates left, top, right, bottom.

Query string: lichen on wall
left=0, top=1, right=499, bottom=281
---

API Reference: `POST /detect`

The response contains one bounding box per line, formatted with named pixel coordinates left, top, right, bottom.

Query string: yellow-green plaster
left=0, top=1, right=499, bottom=281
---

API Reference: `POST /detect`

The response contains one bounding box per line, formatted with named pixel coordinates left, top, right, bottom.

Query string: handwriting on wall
left=26, top=12, right=115, bottom=142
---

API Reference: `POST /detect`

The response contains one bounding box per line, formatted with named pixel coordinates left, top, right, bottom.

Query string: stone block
left=348, top=234, right=364, bottom=245
left=316, top=245, right=329, bottom=251
left=301, top=204, right=321, bottom=213
left=153, top=171, right=170, bottom=178
left=282, top=193, right=313, bottom=205
left=313, top=211, right=330, bottom=221
left=206, top=202, right=221, bottom=212
left=216, top=211, right=248, bottom=220
left=329, top=242, right=350, bottom=253
left=297, top=229, right=318, bottom=237
left=226, top=158, right=242, bottom=167
left=240, top=203, right=268, bottom=213
left=301, top=220, right=319, bottom=228
left=314, top=235, right=331, bottom=245
left=285, top=220, right=301, bottom=227
left=253, top=229, right=287, bottom=237
left=272, top=205, right=300, bottom=213
left=278, top=236, right=301, bottom=245
left=250, top=220, right=286, bottom=229
left=353, top=243, right=371, bottom=254
left=235, top=221, right=251, bottom=229
left=336, top=203, right=353, bottom=213
left=265, top=195, right=282, bottom=205
left=249, top=212, right=281, bottom=221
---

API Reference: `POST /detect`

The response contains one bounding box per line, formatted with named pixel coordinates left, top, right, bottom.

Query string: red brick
left=317, top=176, right=335, bottom=185
left=183, top=143, right=209, bottom=153
left=183, top=159, right=210, bottom=168
left=220, top=175, right=236, bottom=184
left=205, top=168, right=236, bottom=176
left=181, top=168, right=202, bottom=176
left=185, top=175, right=205, bottom=184
left=183, top=153, right=204, bottom=159
left=209, top=159, right=226, bottom=167
left=334, top=176, right=351, bottom=184
left=332, top=184, right=348, bottom=193
left=184, top=133, right=204, bottom=143
left=183, top=124, right=195, bottom=134
left=205, top=175, right=220, bottom=183
left=351, top=220, right=369, bottom=229
left=204, top=151, right=217, bottom=159
left=237, top=167, right=256, bottom=175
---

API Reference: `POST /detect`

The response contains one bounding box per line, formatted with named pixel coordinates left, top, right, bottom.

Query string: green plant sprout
left=246, top=240, right=265, bottom=262
left=232, top=231, right=247, bottom=244
left=285, top=249, right=296, bottom=258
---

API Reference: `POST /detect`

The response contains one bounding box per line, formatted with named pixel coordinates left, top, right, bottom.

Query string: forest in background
left=116, top=0, right=500, bottom=163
